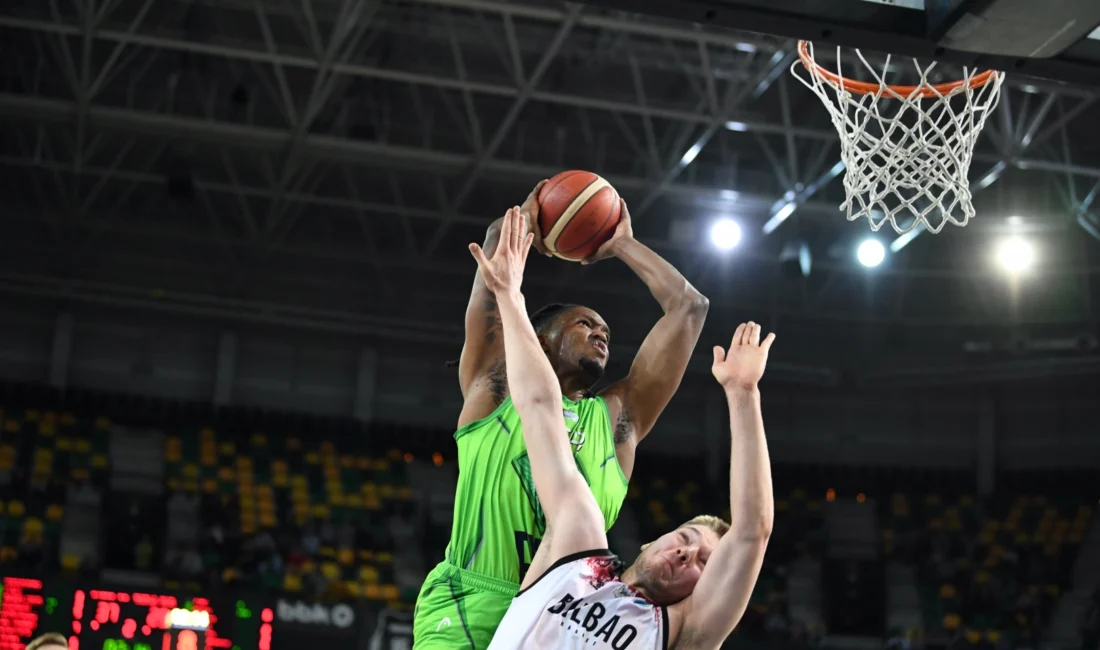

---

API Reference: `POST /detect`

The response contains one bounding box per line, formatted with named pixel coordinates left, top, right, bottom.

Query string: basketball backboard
left=584, top=0, right=1100, bottom=88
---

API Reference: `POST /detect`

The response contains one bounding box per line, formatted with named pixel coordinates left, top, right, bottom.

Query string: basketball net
left=792, top=41, right=1005, bottom=234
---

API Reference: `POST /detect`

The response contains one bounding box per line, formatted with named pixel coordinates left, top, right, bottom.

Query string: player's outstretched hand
left=711, top=322, right=776, bottom=391
left=470, top=206, right=535, bottom=296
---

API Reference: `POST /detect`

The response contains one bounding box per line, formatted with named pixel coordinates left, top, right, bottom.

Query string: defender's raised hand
left=712, top=322, right=776, bottom=391
left=469, top=206, right=534, bottom=296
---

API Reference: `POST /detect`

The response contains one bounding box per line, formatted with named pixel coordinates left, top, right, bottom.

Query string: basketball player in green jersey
left=413, top=185, right=710, bottom=649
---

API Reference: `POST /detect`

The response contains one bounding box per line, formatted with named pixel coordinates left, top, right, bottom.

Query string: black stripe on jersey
left=661, top=606, right=670, bottom=650
left=516, top=548, right=615, bottom=598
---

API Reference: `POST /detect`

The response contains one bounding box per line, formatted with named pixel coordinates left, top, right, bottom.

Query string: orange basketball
left=537, top=170, right=621, bottom=262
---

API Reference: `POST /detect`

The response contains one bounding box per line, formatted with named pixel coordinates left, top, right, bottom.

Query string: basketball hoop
left=792, top=41, right=1005, bottom=234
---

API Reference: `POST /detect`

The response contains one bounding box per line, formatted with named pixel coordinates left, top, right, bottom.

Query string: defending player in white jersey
left=468, top=205, right=775, bottom=650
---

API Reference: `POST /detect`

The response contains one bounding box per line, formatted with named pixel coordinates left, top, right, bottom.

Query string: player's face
left=552, top=307, right=610, bottom=381
left=634, top=525, right=718, bottom=605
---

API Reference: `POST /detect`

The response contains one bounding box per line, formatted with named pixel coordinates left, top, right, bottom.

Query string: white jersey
left=487, top=550, right=669, bottom=650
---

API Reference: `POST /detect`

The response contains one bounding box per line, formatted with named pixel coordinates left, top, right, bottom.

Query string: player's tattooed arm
left=598, top=200, right=709, bottom=452
left=458, top=218, right=506, bottom=396
left=457, top=184, right=545, bottom=421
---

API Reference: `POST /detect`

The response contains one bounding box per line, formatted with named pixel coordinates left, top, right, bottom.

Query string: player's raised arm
left=456, top=182, right=547, bottom=426
left=675, top=323, right=775, bottom=650
left=468, top=206, right=607, bottom=574
left=595, top=200, right=709, bottom=473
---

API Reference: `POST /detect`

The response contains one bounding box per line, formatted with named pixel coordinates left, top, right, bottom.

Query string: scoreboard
left=0, top=577, right=270, bottom=650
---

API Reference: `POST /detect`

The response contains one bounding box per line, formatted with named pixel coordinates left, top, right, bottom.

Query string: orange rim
left=797, top=41, right=999, bottom=99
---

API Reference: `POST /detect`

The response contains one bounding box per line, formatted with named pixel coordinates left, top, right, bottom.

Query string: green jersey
left=444, top=394, right=628, bottom=584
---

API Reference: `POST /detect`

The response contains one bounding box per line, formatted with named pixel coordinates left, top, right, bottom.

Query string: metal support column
left=213, top=331, right=237, bottom=407
left=49, top=312, right=74, bottom=390
left=976, top=395, right=996, bottom=497
left=354, top=347, right=378, bottom=423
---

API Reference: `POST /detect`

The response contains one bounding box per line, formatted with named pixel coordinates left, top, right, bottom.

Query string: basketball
left=537, top=170, right=622, bottom=262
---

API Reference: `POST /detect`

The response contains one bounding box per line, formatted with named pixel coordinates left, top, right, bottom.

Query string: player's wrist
left=497, top=289, right=525, bottom=310
left=724, top=384, right=761, bottom=402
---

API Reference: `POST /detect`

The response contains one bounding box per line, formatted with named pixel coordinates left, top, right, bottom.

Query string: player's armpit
left=672, top=535, right=769, bottom=650
left=601, top=291, right=709, bottom=443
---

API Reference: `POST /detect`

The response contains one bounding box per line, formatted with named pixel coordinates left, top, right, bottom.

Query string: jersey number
left=514, top=531, right=541, bottom=582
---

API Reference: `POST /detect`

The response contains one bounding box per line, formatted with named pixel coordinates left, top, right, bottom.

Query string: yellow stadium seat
left=46, top=504, right=64, bottom=521
left=321, top=562, right=341, bottom=581
left=365, top=583, right=381, bottom=600
left=8, top=500, right=25, bottom=517
left=344, top=582, right=362, bottom=597
left=382, top=584, right=399, bottom=601
left=283, top=573, right=303, bottom=592
left=0, top=546, right=17, bottom=562
left=359, top=566, right=379, bottom=583
left=61, top=554, right=81, bottom=571
left=91, top=454, right=108, bottom=469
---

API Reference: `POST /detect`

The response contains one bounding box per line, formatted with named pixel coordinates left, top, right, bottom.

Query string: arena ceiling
left=1, top=0, right=1099, bottom=385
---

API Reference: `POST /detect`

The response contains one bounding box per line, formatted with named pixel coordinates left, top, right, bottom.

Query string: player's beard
left=578, top=357, right=605, bottom=386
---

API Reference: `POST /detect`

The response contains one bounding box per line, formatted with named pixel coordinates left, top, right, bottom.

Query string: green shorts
left=412, top=562, right=518, bottom=650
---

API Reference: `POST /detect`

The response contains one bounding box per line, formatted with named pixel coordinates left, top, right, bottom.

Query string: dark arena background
left=1, top=0, right=1100, bottom=649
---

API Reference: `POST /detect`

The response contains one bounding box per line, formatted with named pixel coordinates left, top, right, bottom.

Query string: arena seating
left=0, top=394, right=1094, bottom=650
left=0, top=406, right=111, bottom=569
left=882, top=489, right=1093, bottom=647
left=162, top=425, right=417, bottom=604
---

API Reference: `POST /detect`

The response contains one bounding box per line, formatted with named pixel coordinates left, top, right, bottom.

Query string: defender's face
left=553, top=307, right=610, bottom=372
left=634, top=525, right=719, bottom=606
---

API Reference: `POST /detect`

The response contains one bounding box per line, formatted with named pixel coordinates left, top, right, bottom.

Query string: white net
left=791, top=41, right=1005, bottom=234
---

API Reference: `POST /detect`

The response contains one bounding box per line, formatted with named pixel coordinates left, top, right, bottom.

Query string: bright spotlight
left=996, top=237, right=1035, bottom=274
left=857, top=239, right=886, bottom=268
left=710, top=218, right=742, bottom=250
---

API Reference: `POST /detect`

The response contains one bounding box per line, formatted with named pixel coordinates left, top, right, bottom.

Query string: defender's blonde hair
left=27, top=634, right=68, bottom=650
left=681, top=514, right=730, bottom=539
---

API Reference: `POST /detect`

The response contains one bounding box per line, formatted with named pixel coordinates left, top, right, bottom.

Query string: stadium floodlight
left=857, top=239, right=886, bottom=268
left=996, top=237, right=1035, bottom=274
left=710, top=218, right=742, bottom=250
